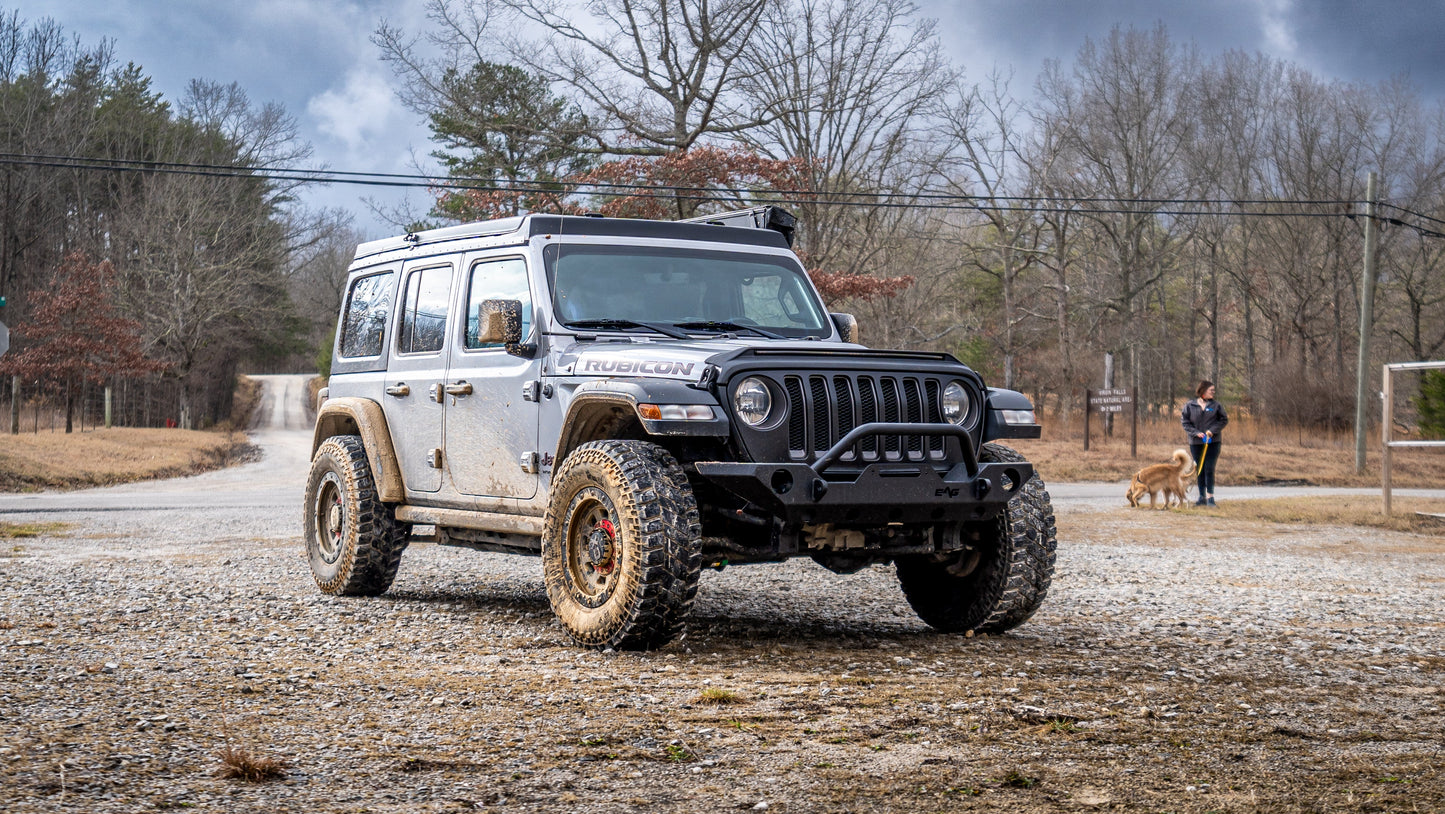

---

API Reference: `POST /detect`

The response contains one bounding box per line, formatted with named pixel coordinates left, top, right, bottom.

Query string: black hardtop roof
left=528, top=214, right=791, bottom=249
left=353, top=211, right=791, bottom=263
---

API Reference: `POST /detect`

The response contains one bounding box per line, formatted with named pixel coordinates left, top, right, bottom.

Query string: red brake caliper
left=593, top=519, right=617, bottom=575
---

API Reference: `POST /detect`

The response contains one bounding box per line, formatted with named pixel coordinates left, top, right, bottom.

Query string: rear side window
left=397, top=265, right=453, bottom=354
left=339, top=271, right=395, bottom=358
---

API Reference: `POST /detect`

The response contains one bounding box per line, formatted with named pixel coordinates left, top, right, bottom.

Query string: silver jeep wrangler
left=306, top=207, right=1056, bottom=650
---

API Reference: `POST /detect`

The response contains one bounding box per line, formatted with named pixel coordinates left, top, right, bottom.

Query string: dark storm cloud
left=932, top=0, right=1445, bottom=99
left=1289, top=0, right=1445, bottom=96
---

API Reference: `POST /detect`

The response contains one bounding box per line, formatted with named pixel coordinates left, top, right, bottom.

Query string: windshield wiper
left=672, top=320, right=785, bottom=339
left=567, top=319, right=692, bottom=339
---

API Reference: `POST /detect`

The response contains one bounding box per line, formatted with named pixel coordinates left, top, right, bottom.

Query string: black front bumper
left=695, top=423, right=1032, bottom=525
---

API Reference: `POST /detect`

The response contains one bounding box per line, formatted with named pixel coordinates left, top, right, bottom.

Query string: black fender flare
left=983, top=387, right=1042, bottom=441
left=553, top=378, right=730, bottom=467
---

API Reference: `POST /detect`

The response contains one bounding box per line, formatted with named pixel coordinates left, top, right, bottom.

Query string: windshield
left=544, top=243, right=831, bottom=338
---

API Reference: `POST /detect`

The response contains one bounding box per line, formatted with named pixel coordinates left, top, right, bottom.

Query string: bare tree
left=1034, top=24, right=1200, bottom=405
left=738, top=0, right=954, bottom=271
left=1185, top=50, right=1282, bottom=398
left=378, top=0, right=776, bottom=217
left=497, top=0, right=774, bottom=157
left=108, top=81, right=307, bottom=427
left=0, top=13, right=115, bottom=309
left=941, top=68, right=1047, bottom=390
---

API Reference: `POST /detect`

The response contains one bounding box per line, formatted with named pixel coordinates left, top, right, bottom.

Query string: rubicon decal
left=582, top=359, right=696, bottom=376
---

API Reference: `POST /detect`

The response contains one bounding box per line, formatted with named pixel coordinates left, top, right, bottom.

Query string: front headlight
left=941, top=381, right=971, bottom=425
left=734, top=377, right=773, bottom=427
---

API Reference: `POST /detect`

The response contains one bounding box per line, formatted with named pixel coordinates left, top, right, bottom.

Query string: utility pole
left=1355, top=171, right=1379, bottom=474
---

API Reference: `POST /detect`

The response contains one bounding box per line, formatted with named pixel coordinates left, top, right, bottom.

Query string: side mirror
left=477, top=299, right=524, bottom=345
left=830, top=312, right=859, bottom=344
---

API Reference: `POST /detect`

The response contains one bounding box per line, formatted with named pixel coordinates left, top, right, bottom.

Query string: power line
left=1377, top=201, right=1445, bottom=228
left=0, top=152, right=1367, bottom=207
left=6, top=152, right=1442, bottom=230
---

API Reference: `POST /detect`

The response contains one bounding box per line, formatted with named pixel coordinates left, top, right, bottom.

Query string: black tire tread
left=542, top=440, right=702, bottom=650
left=303, top=435, right=409, bottom=597
left=897, top=441, right=1057, bottom=634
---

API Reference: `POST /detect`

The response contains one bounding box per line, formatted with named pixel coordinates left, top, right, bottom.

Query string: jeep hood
left=554, top=338, right=968, bottom=383
left=556, top=338, right=772, bottom=382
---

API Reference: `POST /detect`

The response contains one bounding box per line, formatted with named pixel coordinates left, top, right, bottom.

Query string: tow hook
left=973, top=477, right=992, bottom=499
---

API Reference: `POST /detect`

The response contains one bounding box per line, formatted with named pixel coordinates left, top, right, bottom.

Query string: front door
left=444, top=255, right=541, bottom=499
left=382, top=261, right=455, bottom=494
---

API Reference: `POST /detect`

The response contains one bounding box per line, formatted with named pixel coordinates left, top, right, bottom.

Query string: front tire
left=897, top=442, right=1056, bottom=634
left=542, top=441, right=702, bottom=650
left=303, top=435, right=409, bottom=596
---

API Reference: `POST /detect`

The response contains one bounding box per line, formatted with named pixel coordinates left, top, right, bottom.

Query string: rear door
left=382, top=261, right=455, bottom=494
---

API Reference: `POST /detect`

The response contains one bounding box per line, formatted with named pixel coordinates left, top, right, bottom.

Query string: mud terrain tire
left=543, top=440, right=703, bottom=650
left=896, top=442, right=1056, bottom=634
left=303, top=435, right=409, bottom=596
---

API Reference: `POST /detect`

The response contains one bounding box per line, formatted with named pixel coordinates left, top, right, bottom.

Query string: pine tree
left=1418, top=370, right=1445, bottom=438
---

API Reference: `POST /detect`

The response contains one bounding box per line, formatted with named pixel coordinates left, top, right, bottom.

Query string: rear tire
left=303, top=435, right=409, bottom=596
left=542, top=441, right=702, bottom=650
left=897, top=442, right=1056, bottom=634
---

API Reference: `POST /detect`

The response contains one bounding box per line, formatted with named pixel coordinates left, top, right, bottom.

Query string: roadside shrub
left=1257, top=362, right=1352, bottom=430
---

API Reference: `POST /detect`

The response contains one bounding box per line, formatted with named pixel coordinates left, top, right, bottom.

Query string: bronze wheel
left=303, top=435, right=409, bottom=596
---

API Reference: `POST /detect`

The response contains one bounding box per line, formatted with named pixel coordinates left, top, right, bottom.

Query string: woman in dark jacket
left=1181, top=380, right=1228, bottom=506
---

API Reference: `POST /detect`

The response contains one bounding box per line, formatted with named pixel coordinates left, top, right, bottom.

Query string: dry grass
left=0, top=521, right=67, bottom=539
left=0, top=375, right=265, bottom=492
left=306, top=376, right=326, bottom=416
left=1203, top=495, right=1445, bottom=536
left=1010, top=412, right=1443, bottom=488
left=215, top=745, right=287, bottom=782
left=0, top=428, right=256, bottom=492
left=695, top=687, right=744, bottom=706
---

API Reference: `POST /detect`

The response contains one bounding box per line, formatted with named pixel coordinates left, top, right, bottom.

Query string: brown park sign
left=1084, top=387, right=1137, bottom=456
left=1089, top=387, right=1132, bottom=413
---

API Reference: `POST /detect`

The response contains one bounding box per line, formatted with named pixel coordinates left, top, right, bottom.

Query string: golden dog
left=1125, top=448, right=1194, bottom=509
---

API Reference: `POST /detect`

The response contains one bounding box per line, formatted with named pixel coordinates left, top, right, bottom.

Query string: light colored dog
left=1126, top=448, right=1194, bottom=509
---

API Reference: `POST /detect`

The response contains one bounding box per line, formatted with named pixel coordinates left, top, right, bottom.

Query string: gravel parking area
left=3, top=495, right=1442, bottom=812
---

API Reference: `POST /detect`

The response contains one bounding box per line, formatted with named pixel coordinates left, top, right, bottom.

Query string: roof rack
left=677, top=205, right=796, bottom=247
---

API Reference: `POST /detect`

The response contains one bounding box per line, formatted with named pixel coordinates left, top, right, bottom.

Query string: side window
left=465, top=257, right=532, bottom=350
left=339, top=271, right=395, bottom=358
left=397, top=265, right=453, bottom=355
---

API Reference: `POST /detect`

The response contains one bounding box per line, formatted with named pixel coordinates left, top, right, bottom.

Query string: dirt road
left=1, top=375, right=1442, bottom=812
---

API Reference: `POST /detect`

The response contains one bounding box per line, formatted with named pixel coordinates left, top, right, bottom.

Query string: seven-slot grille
left=777, top=374, right=954, bottom=462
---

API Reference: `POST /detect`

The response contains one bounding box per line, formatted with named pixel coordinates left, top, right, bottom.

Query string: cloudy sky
left=9, top=0, right=1445, bottom=238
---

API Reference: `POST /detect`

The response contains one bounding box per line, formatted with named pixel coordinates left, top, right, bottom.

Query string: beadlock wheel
left=302, top=435, right=409, bottom=597
left=542, top=440, right=702, bottom=650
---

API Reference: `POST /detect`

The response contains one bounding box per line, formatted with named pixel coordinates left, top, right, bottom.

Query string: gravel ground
left=2, top=377, right=1442, bottom=812
left=3, top=497, right=1442, bottom=812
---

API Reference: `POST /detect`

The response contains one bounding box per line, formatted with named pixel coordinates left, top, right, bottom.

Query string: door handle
left=385, top=383, right=410, bottom=397
left=445, top=381, right=474, bottom=397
